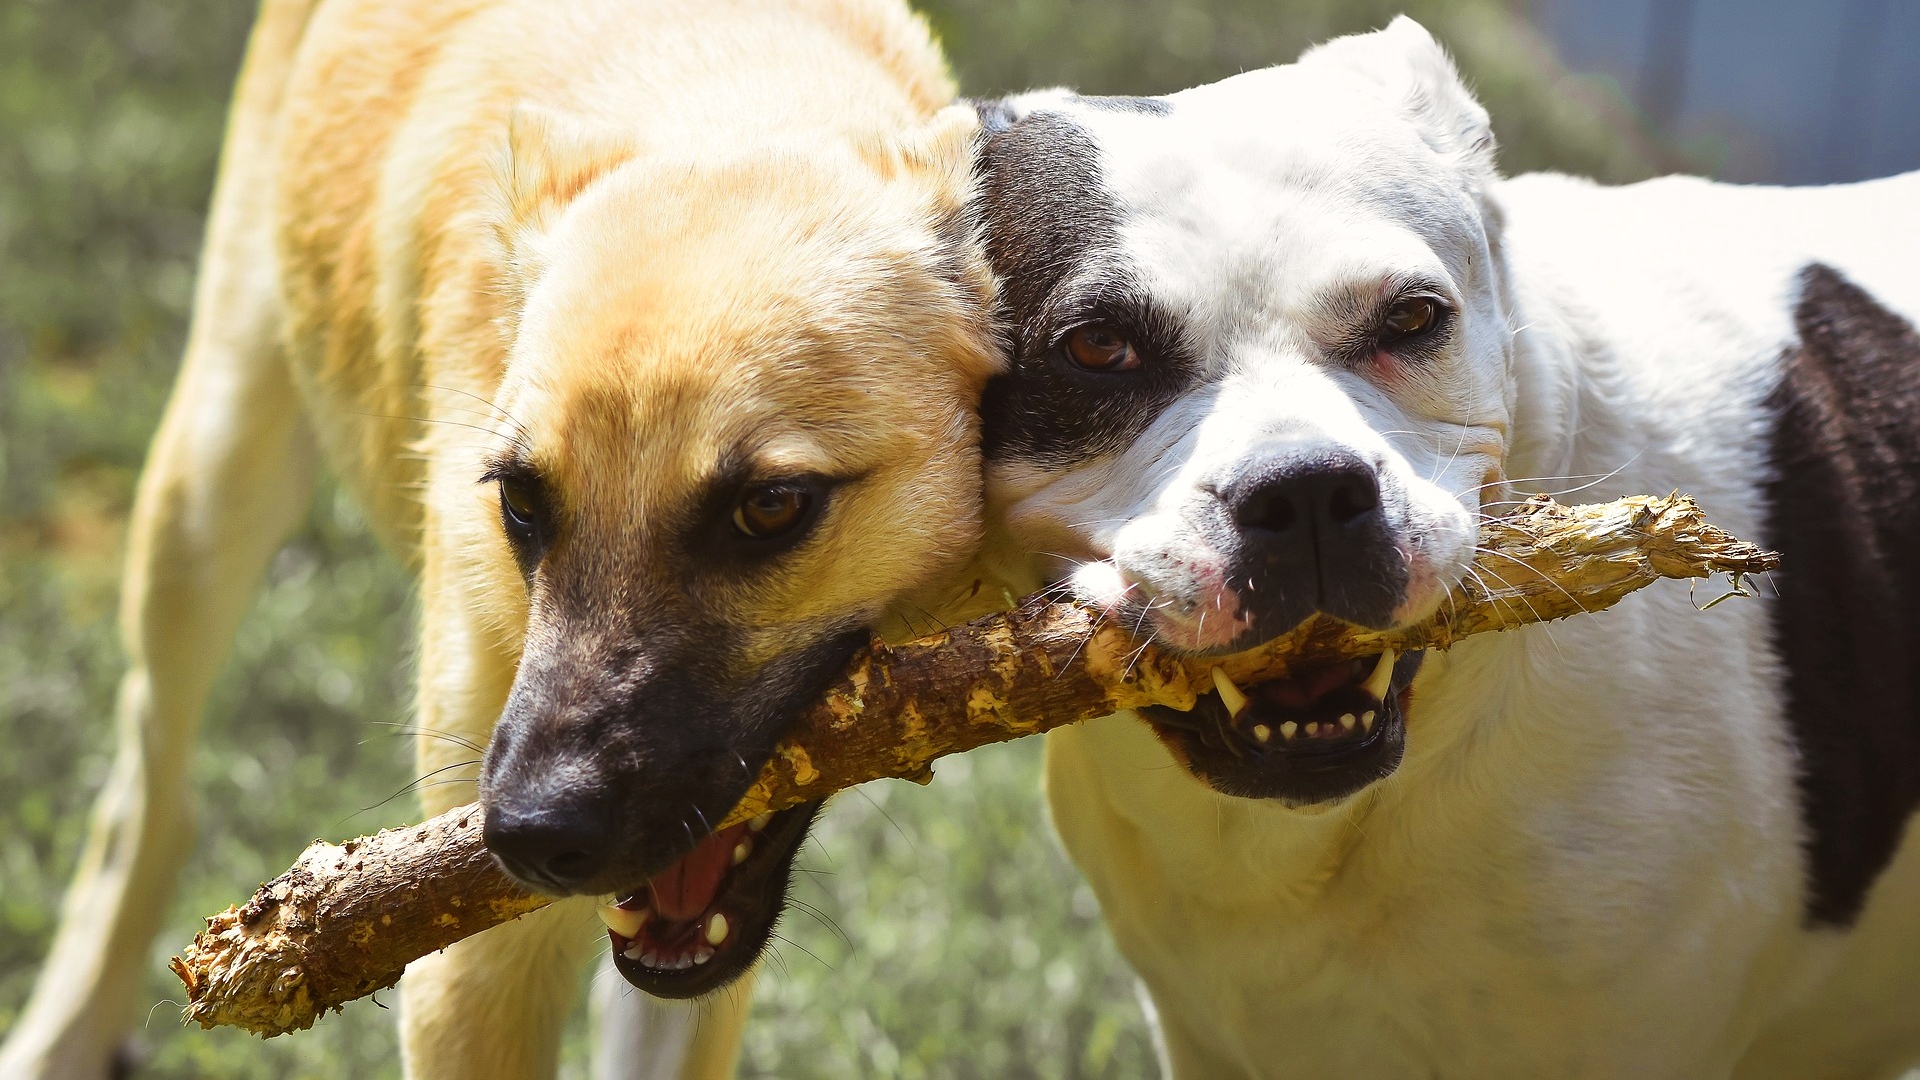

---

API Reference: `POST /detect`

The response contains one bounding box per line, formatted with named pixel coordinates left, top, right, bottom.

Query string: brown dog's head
left=462, top=105, right=997, bottom=995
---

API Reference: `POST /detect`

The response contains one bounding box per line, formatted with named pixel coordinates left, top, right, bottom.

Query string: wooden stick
left=171, top=493, right=1776, bottom=1036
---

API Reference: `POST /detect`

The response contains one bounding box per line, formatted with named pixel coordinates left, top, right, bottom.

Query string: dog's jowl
left=976, top=18, right=1920, bottom=1079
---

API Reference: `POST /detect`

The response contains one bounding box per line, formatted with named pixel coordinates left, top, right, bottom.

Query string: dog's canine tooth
left=1363, top=650, right=1398, bottom=701
left=1362, top=710, right=1377, bottom=731
left=1340, top=713, right=1357, bottom=730
left=705, top=912, right=730, bottom=946
left=732, top=839, right=752, bottom=866
left=1211, top=666, right=1250, bottom=717
left=1253, top=723, right=1272, bottom=743
left=1281, top=721, right=1299, bottom=740
left=598, top=904, right=648, bottom=940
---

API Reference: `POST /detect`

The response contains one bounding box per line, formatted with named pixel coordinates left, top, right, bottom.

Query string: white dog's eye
left=1063, top=324, right=1142, bottom=372
left=1379, top=297, right=1441, bottom=344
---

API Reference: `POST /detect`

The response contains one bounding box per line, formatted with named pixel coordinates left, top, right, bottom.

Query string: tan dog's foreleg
left=0, top=127, right=315, bottom=1080
left=399, top=569, right=601, bottom=1080
left=1, top=8, right=321, bottom=1075
left=592, top=961, right=757, bottom=1080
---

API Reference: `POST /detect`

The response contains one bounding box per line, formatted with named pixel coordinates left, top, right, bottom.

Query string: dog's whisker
left=341, top=758, right=483, bottom=826
left=364, top=720, right=486, bottom=755
left=784, top=898, right=855, bottom=952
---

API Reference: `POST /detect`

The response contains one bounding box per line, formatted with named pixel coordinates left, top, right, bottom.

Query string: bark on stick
left=172, top=493, right=1777, bottom=1036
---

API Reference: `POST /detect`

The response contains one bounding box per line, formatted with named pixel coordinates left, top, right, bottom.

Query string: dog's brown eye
left=500, top=478, right=539, bottom=527
left=1064, top=324, right=1141, bottom=372
left=1380, top=297, right=1440, bottom=343
left=733, top=484, right=812, bottom=539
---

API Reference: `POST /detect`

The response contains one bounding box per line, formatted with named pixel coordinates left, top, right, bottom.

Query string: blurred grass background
left=0, top=1, right=1655, bottom=1076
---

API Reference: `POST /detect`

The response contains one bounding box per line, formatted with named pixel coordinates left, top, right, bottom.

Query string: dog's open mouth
left=1142, top=649, right=1426, bottom=804
left=599, top=802, right=817, bottom=997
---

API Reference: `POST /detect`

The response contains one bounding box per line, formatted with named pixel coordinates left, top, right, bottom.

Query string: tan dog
left=0, top=1, right=1001, bottom=1077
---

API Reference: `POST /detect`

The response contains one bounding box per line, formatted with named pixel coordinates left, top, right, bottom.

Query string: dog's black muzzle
left=1143, top=650, right=1425, bottom=804
left=1216, top=450, right=1408, bottom=642
left=1131, top=452, right=1427, bottom=802
left=477, top=622, right=865, bottom=992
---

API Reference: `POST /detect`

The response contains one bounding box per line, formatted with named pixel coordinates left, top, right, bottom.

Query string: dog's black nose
left=1231, top=452, right=1381, bottom=537
left=483, top=802, right=609, bottom=893
left=1222, top=452, right=1402, bottom=631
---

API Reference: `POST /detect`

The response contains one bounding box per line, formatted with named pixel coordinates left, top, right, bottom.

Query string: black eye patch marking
left=973, top=108, right=1197, bottom=468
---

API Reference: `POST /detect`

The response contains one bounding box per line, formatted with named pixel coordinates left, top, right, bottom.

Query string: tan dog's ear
left=488, top=103, right=638, bottom=336
left=1300, top=17, right=1496, bottom=182
left=856, top=103, right=980, bottom=181
left=497, top=103, right=638, bottom=230
left=850, top=104, right=1000, bottom=384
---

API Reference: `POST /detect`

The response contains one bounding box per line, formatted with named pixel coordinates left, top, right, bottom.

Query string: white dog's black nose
left=483, top=802, right=610, bottom=893
left=1221, top=452, right=1405, bottom=632
left=1232, top=453, right=1381, bottom=536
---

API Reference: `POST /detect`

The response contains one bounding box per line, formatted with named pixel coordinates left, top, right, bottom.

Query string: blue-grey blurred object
left=1538, top=0, right=1920, bottom=182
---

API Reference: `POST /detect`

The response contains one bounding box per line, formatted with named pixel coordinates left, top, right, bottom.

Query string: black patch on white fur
left=1765, top=262, right=1920, bottom=927
left=973, top=107, right=1198, bottom=467
left=1081, top=94, right=1171, bottom=116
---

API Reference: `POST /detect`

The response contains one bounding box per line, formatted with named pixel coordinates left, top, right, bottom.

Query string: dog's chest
left=1045, top=610, right=1807, bottom=1076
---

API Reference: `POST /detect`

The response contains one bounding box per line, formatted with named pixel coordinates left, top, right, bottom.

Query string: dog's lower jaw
left=1142, top=651, right=1426, bottom=805
left=602, top=801, right=820, bottom=998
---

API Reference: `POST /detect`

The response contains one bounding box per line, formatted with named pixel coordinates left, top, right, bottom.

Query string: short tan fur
left=0, top=2, right=1003, bottom=1077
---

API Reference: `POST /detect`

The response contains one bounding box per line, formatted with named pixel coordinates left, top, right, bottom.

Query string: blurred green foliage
left=0, top=1, right=1652, bottom=1076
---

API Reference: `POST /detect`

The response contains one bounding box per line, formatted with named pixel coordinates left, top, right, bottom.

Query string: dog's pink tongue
left=646, top=826, right=739, bottom=922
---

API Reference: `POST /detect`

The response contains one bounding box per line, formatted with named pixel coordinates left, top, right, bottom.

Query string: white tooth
left=1340, top=713, right=1356, bottom=730
left=1280, top=721, right=1299, bottom=740
left=640, top=951, right=660, bottom=968
left=1210, top=667, right=1250, bottom=717
left=623, top=943, right=646, bottom=961
left=1252, top=724, right=1272, bottom=743
left=694, top=947, right=714, bottom=965
left=750, top=813, right=772, bottom=832
left=1362, top=710, right=1376, bottom=731
left=705, top=912, right=730, bottom=946
left=598, top=904, right=647, bottom=940
left=1363, top=650, right=1397, bottom=701
left=1306, top=722, right=1321, bottom=736
left=732, top=839, right=752, bottom=865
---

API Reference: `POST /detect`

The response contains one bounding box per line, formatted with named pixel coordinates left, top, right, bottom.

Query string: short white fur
left=993, top=18, right=1920, bottom=1079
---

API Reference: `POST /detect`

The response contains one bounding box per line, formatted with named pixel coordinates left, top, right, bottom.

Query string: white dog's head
left=975, top=19, right=1512, bottom=805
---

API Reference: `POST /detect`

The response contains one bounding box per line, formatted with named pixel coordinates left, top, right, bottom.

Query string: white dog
left=972, top=19, right=1920, bottom=1078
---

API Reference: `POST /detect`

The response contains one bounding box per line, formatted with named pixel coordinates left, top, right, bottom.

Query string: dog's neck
left=1490, top=185, right=1660, bottom=503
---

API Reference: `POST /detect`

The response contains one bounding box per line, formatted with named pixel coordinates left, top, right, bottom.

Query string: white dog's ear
left=1301, top=16, right=1495, bottom=179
